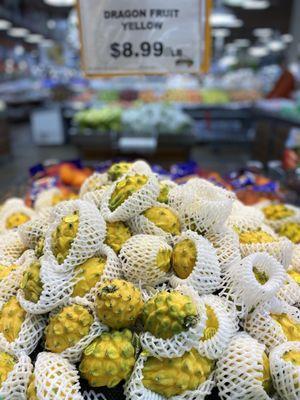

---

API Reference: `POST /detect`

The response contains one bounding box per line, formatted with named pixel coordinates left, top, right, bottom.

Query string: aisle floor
left=0, top=123, right=250, bottom=200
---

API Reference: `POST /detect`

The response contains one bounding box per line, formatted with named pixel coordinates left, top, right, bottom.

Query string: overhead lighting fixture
left=25, top=34, right=43, bottom=44
left=282, top=34, right=293, bottom=44
left=213, top=28, right=230, bottom=38
left=253, top=28, right=273, bottom=37
left=219, top=55, right=238, bottom=68
left=8, top=27, right=29, bottom=38
left=243, top=1, right=270, bottom=10
left=248, top=46, right=269, bottom=57
left=0, top=19, right=11, bottom=30
left=210, top=6, right=243, bottom=28
left=235, top=38, right=251, bottom=47
left=268, top=40, right=286, bottom=52
left=44, top=0, right=75, bottom=6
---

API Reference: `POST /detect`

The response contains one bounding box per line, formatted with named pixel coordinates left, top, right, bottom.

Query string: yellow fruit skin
left=283, top=350, right=300, bottom=366
left=142, top=291, right=198, bottom=339
left=157, top=183, right=170, bottom=204
left=35, top=236, right=45, bottom=258
left=105, top=221, right=131, bottom=254
left=278, top=223, right=300, bottom=244
left=239, top=229, right=275, bottom=244
left=0, top=264, right=17, bottom=281
left=143, top=207, right=181, bottom=236
left=79, top=330, right=135, bottom=388
left=253, top=267, right=269, bottom=285
left=263, top=204, right=295, bottom=221
left=21, top=261, right=43, bottom=303
left=172, top=239, right=196, bottom=279
left=201, top=305, right=219, bottom=341
left=143, top=349, right=214, bottom=398
left=51, top=192, right=78, bottom=206
left=6, top=212, right=30, bottom=229
left=95, top=279, right=144, bottom=329
left=156, top=249, right=172, bottom=273
left=288, top=270, right=300, bottom=284
left=72, top=257, right=106, bottom=298
left=52, top=212, right=79, bottom=264
left=108, top=162, right=132, bottom=181
left=109, top=175, right=148, bottom=212
left=27, top=374, right=38, bottom=400
left=45, top=304, right=93, bottom=353
left=0, top=296, right=26, bottom=343
left=271, top=313, right=300, bottom=341
left=0, top=352, right=15, bottom=387
left=262, top=352, right=273, bottom=394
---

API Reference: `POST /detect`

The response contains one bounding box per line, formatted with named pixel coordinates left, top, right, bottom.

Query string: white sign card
left=77, top=0, right=208, bottom=76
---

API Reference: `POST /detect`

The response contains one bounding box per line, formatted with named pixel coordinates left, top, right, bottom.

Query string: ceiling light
left=47, top=19, right=56, bottom=29
left=0, top=19, right=11, bottom=30
left=8, top=27, right=29, bottom=38
left=210, top=6, right=243, bottom=28
left=44, top=0, right=75, bottom=6
left=235, top=39, right=251, bottom=47
left=268, top=40, right=286, bottom=52
left=25, top=34, right=43, bottom=44
left=248, top=46, right=269, bottom=57
left=253, top=28, right=273, bottom=37
left=213, top=28, right=230, bottom=38
left=219, top=55, right=238, bottom=68
left=224, top=0, right=244, bottom=6
left=282, top=34, right=293, bottom=44
left=243, top=1, right=270, bottom=10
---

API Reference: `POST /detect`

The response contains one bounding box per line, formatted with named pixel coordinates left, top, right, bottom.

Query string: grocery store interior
left=0, top=0, right=299, bottom=203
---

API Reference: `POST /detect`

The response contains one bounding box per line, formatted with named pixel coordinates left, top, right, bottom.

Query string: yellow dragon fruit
left=105, top=221, right=132, bottom=253
left=142, top=349, right=214, bottom=397
left=0, top=296, right=26, bottom=342
left=107, top=162, right=132, bottom=181
left=270, top=313, right=300, bottom=341
left=20, top=261, right=43, bottom=303
left=52, top=212, right=79, bottom=264
left=238, top=229, right=276, bottom=244
left=35, top=236, right=45, bottom=258
left=143, top=206, right=181, bottom=236
left=263, top=204, right=295, bottom=221
left=157, top=182, right=170, bottom=204
left=109, top=175, right=148, bottom=212
left=72, top=257, right=107, bottom=298
left=288, top=269, right=300, bottom=284
left=0, top=264, right=17, bottom=281
left=6, top=212, right=30, bottom=229
left=142, top=291, right=198, bottom=339
left=0, top=352, right=15, bottom=388
left=95, top=279, right=144, bottom=329
left=51, top=192, right=78, bottom=206
left=201, top=305, right=219, bottom=341
left=278, top=222, right=300, bottom=244
left=27, top=374, right=38, bottom=400
left=172, top=239, right=197, bottom=279
left=45, top=304, right=93, bottom=353
left=282, top=349, right=300, bottom=366
left=261, top=352, right=273, bottom=394
left=79, top=330, right=135, bottom=388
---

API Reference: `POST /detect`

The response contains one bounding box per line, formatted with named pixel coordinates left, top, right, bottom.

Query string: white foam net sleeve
left=0, top=250, right=36, bottom=302
left=119, top=234, right=172, bottom=286
left=0, top=298, right=46, bottom=356
left=140, top=285, right=207, bottom=358
left=277, top=273, right=300, bottom=307
left=257, top=201, right=300, bottom=231
left=79, top=172, right=109, bottom=197
left=124, top=353, right=215, bottom=400
left=292, top=245, right=300, bottom=271
left=82, top=187, right=109, bottom=210
left=0, top=198, right=26, bottom=219
left=34, top=188, right=61, bottom=212
left=169, top=179, right=234, bottom=235
left=44, top=200, right=106, bottom=274
left=83, top=244, right=121, bottom=302
left=205, top=226, right=241, bottom=272
left=34, top=352, right=84, bottom=400
left=0, top=231, right=27, bottom=266
left=130, top=160, right=153, bottom=175
left=244, top=299, right=300, bottom=353
left=101, top=172, right=160, bottom=222
left=129, top=203, right=182, bottom=245
left=0, top=202, right=36, bottom=233
left=169, top=231, right=222, bottom=295
left=0, top=352, right=32, bottom=400
left=227, top=200, right=265, bottom=231
left=18, top=211, right=53, bottom=249
left=270, top=341, right=300, bottom=400
left=49, top=297, right=108, bottom=363
left=238, top=225, right=293, bottom=270
left=197, top=295, right=238, bottom=360
left=216, top=333, right=273, bottom=400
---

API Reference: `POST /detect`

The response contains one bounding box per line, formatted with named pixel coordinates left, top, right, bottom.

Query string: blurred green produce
left=74, top=106, right=123, bottom=132
left=200, top=89, right=230, bottom=105
left=98, top=90, right=120, bottom=103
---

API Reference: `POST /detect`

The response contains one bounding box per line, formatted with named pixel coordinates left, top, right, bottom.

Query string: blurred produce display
left=74, top=106, right=123, bottom=132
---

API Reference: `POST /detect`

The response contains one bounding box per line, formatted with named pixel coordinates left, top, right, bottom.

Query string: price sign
left=77, top=0, right=211, bottom=76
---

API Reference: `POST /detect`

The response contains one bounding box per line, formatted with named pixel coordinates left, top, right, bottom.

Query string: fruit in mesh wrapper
left=0, top=296, right=26, bottom=342
left=109, top=175, right=148, bottom=212
left=45, top=304, right=93, bottom=353
left=105, top=221, right=132, bottom=254
left=143, top=206, right=181, bottom=236
left=157, top=182, right=170, bottom=204
left=261, top=352, right=273, bottom=394
left=6, top=212, right=30, bottom=229
left=51, top=212, right=79, bottom=264
left=27, top=374, right=37, bottom=400
left=79, top=329, right=135, bottom=388
left=201, top=305, right=219, bottom=341
left=172, top=239, right=197, bottom=279
left=0, top=352, right=15, bottom=387
left=270, top=313, right=300, bottom=341
left=142, top=349, right=215, bottom=398
left=142, top=291, right=199, bottom=339
left=72, top=257, right=106, bottom=298
left=263, top=204, right=295, bottom=221
left=288, top=269, right=300, bottom=284
left=107, top=162, right=132, bottom=182
left=282, top=349, right=300, bottom=366
left=0, top=264, right=17, bottom=280
left=95, top=279, right=144, bottom=329
left=21, top=261, right=43, bottom=303
left=35, top=236, right=45, bottom=258
left=278, top=222, right=300, bottom=244
left=238, top=228, right=276, bottom=244
left=51, top=192, right=78, bottom=206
